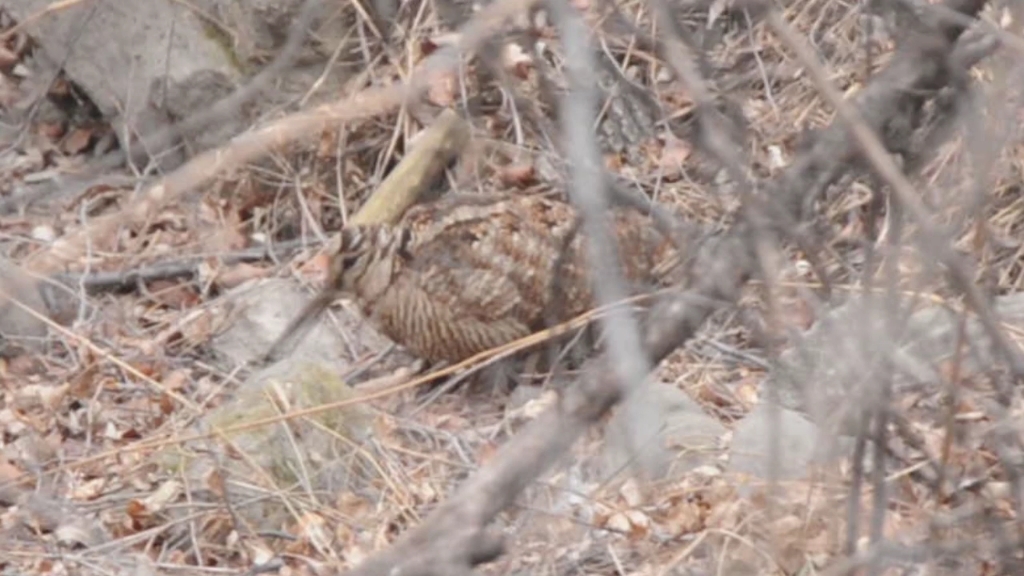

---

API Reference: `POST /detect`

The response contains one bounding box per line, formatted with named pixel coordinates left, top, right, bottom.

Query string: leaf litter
left=1, top=1, right=1024, bottom=575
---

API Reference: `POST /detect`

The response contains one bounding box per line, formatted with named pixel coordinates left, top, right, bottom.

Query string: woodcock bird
left=264, top=192, right=684, bottom=366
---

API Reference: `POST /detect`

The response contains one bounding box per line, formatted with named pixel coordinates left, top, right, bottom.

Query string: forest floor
left=2, top=1, right=1024, bottom=574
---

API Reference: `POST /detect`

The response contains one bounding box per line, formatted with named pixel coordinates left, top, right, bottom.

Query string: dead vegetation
left=1, top=0, right=1024, bottom=574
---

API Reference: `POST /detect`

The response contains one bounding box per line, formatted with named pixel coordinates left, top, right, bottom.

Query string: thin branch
left=765, top=8, right=1024, bottom=385
left=547, top=0, right=663, bottom=475
left=317, top=2, right=994, bottom=572
left=53, top=239, right=313, bottom=294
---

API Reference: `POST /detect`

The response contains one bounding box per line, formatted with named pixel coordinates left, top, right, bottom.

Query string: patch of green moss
left=199, top=18, right=248, bottom=74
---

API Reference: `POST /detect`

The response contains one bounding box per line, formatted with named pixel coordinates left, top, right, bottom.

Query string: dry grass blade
left=17, top=295, right=643, bottom=480
left=0, top=0, right=85, bottom=41
left=5, top=0, right=1020, bottom=573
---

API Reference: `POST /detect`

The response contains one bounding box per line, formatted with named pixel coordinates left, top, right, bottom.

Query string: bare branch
left=546, top=0, right=665, bottom=475
left=765, top=8, right=1024, bottom=383
left=309, top=3, right=995, bottom=572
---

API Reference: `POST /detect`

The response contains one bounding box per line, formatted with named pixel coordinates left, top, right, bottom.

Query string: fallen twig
left=54, top=238, right=314, bottom=294
left=349, top=108, right=472, bottom=227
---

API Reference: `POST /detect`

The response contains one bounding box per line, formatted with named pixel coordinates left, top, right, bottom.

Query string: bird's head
left=329, top=224, right=412, bottom=297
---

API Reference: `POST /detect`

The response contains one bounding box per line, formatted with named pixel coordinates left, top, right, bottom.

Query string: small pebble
left=31, top=225, right=56, bottom=243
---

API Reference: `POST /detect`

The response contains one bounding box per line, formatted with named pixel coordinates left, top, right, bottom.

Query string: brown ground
left=2, top=1, right=1024, bottom=575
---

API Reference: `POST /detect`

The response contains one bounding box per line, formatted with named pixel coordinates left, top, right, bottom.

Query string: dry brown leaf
left=656, top=136, right=693, bottom=180
left=47, top=76, right=71, bottom=98
left=158, top=393, right=175, bottom=416
left=317, top=125, right=340, bottom=158
left=518, top=389, right=557, bottom=420
left=70, top=477, right=107, bottom=501
left=54, top=523, right=103, bottom=548
left=606, top=509, right=651, bottom=539
left=337, top=492, right=372, bottom=517
left=215, top=263, right=269, bottom=290
left=245, top=539, right=277, bottom=566
left=734, top=378, right=759, bottom=409
left=3, top=408, right=36, bottom=440
left=0, top=45, right=18, bottom=69
left=161, top=369, right=190, bottom=392
left=605, top=511, right=632, bottom=533
left=300, top=251, right=332, bottom=277
left=297, top=513, right=333, bottom=555
left=426, top=70, right=459, bottom=107
left=102, top=421, right=122, bottom=440
left=619, top=478, right=643, bottom=508
left=0, top=456, right=26, bottom=488
left=5, top=354, right=44, bottom=376
left=204, top=469, right=226, bottom=497
left=67, top=364, right=101, bottom=400
left=343, top=544, right=370, bottom=569
left=147, top=280, right=199, bottom=310
left=426, top=33, right=460, bottom=53
left=497, top=162, right=537, bottom=188
left=137, top=480, right=181, bottom=514
left=501, top=43, right=533, bottom=79
left=177, top=306, right=220, bottom=346
left=772, top=514, right=804, bottom=538
left=411, top=481, right=438, bottom=504
left=62, top=127, right=93, bottom=155
left=604, top=153, right=623, bottom=172
left=198, top=203, right=248, bottom=253
left=13, top=382, right=68, bottom=411
left=705, top=493, right=746, bottom=529
left=660, top=498, right=704, bottom=536
left=35, top=121, right=64, bottom=140
left=125, top=499, right=147, bottom=523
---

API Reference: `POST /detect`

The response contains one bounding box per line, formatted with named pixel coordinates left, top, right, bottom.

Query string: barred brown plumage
left=264, top=192, right=683, bottom=365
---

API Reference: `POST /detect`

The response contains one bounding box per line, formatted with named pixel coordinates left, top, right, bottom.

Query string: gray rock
left=0, top=258, right=49, bottom=355
left=728, top=403, right=844, bottom=481
left=603, top=382, right=726, bottom=482
left=6, top=0, right=374, bottom=172
left=5, top=0, right=242, bottom=169
left=209, top=277, right=401, bottom=369
left=168, top=278, right=394, bottom=531
left=768, top=293, right=1024, bottom=431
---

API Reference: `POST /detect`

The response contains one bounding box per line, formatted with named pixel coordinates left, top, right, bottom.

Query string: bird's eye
left=396, top=228, right=413, bottom=260
left=340, top=227, right=364, bottom=252
left=341, top=253, right=361, bottom=269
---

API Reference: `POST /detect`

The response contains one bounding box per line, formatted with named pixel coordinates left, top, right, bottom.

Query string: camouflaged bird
left=264, top=192, right=683, bottom=365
